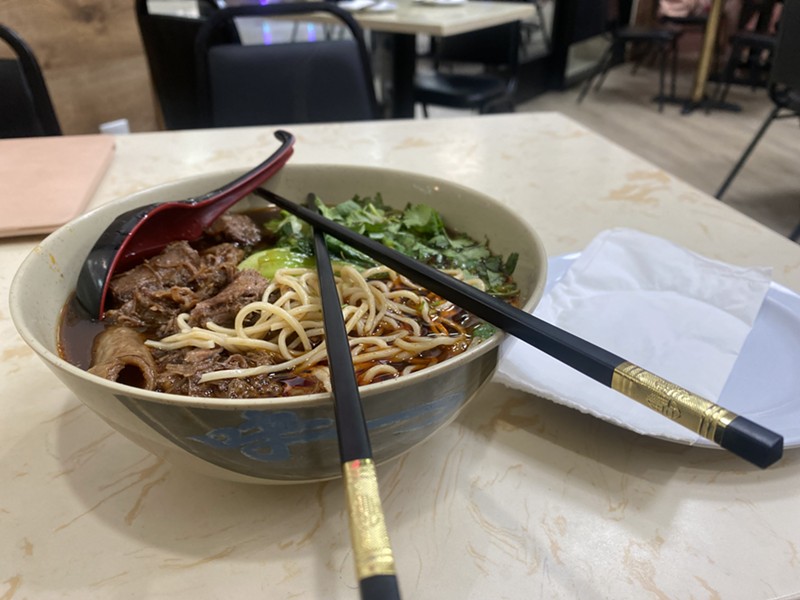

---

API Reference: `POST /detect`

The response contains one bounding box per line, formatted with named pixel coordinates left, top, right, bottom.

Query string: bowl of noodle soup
left=10, top=164, right=547, bottom=483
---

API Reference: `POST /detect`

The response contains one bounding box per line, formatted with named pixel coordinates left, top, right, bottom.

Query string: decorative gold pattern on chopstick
left=342, top=458, right=396, bottom=580
left=611, top=362, right=736, bottom=445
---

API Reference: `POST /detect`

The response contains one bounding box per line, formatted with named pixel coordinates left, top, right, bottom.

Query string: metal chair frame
left=0, top=23, right=61, bottom=137
left=194, top=3, right=379, bottom=127
left=135, top=0, right=237, bottom=130
left=414, top=20, right=522, bottom=117
left=576, top=23, right=682, bottom=112
left=713, top=0, right=780, bottom=105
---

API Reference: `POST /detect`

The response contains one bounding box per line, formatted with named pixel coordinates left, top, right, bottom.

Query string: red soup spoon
left=75, top=129, right=295, bottom=318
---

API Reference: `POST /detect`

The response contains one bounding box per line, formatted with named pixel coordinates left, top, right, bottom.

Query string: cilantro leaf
left=259, top=193, right=519, bottom=299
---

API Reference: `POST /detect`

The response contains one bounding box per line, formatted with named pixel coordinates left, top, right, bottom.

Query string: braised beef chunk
left=189, top=269, right=269, bottom=328
left=206, top=213, right=262, bottom=246
left=194, top=243, right=245, bottom=295
left=152, top=347, right=287, bottom=398
left=105, top=285, right=196, bottom=337
left=85, top=214, right=317, bottom=399
left=108, top=241, right=201, bottom=304
left=104, top=241, right=246, bottom=336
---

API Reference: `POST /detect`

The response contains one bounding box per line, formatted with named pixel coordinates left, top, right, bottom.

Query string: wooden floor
left=426, top=61, right=799, bottom=239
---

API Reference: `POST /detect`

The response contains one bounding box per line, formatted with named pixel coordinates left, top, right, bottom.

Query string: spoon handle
left=187, top=129, right=295, bottom=226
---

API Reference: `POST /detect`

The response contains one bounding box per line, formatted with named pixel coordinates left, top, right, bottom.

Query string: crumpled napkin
left=493, top=228, right=772, bottom=445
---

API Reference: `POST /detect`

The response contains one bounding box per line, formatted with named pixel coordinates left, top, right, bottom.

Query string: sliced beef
left=104, top=241, right=246, bottom=336
left=194, top=243, right=245, bottom=296
left=153, top=347, right=285, bottom=398
left=188, top=269, right=269, bottom=328
left=206, top=213, right=262, bottom=246
left=88, top=326, right=158, bottom=390
left=109, top=241, right=201, bottom=304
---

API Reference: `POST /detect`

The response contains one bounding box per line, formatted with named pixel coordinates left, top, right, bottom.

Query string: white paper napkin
left=493, top=228, right=773, bottom=445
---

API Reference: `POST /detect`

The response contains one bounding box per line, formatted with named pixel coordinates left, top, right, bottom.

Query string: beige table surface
left=326, top=0, right=533, bottom=37
left=173, top=0, right=535, bottom=37
left=2, top=113, right=800, bottom=599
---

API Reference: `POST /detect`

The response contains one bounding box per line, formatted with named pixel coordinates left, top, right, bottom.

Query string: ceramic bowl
left=10, top=164, right=547, bottom=484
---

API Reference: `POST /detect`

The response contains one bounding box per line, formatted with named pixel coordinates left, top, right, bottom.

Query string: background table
left=298, top=0, right=534, bottom=117
left=2, top=113, right=799, bottom=599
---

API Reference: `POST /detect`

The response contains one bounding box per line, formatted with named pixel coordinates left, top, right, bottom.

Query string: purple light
left=261, top=21, right=272, bottom=45
left=306, top=23, right=316, bottom=42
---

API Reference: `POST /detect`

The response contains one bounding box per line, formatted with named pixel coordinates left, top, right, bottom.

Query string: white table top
left=152, top=0, right=535, bottom=37
left=332, top=0, right=534, bottom=37
left=3, top=113, right=800, bottom=599
left=237, top=0, right=534, bottom=37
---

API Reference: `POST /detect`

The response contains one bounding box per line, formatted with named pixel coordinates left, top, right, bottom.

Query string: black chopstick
left=308, top=195, right=402, bottom=600
left=257, top=187, right=784, bottom=469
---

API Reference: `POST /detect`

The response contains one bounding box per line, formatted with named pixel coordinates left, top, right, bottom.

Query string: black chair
left=194, top=4, right=379, bottom=127
left=135, top=0, right=238, bottom=130
left=713, top=0, right=780, bottom=105
left=576, top=16, right=683, bottom=112
left=0, top=23, right=61, bottom=138
left=716, top=0, right=800, bottom=242
left=413, top=21, right=522, bottom=117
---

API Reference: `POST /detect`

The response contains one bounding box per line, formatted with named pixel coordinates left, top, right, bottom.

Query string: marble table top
left=2, top=113, right=799, bottom=599
left=322, top=0, right=534, bottom=37
left=151, top=0, right=535, bottom=37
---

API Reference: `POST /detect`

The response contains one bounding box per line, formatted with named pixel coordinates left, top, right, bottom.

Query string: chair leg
left=592, top=45, right=617, bottom=91
left=790, top=221, right=800, bottom=243
left=577, top=72, right=595, bottom=103
left=715, top=41, right=740, bottom=105
left=657, top=45, right=667, bottom=112
left=533, top=0, right=550, bottom=50
left=715, top=104, right=781, bottom=199
left=421, top=103, right=429, bottom=118
left=577, top=43, right=614, bottom=104
left=670, top=38, right=678, bottom=99
left=630, top=42, right=646, bottom=75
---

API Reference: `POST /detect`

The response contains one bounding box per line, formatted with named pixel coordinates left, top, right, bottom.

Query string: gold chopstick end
left=611, top=361, right=736, bottom=445
left=342, top=458, right=396, bottom=580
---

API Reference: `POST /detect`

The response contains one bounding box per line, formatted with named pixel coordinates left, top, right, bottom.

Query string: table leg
left=389, top=33, right=417, bottom=119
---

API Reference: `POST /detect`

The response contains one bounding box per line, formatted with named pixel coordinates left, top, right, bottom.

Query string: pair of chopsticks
left=308, top=196, right=402, bottom=600
left=258, top=187, right=784, bottom=470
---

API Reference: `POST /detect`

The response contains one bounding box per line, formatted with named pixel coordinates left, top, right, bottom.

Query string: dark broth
left=58, top=205, right=516, bottom=398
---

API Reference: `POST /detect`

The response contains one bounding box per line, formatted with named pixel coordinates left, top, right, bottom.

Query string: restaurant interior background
left=2, top=3, right=800, bottom=598
left=0, top=0, right=796, bottom=239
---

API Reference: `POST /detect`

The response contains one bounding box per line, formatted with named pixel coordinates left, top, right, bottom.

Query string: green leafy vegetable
left=249, top=194, right=519, bottom=298
left=471, top=322, right=498, bottom=340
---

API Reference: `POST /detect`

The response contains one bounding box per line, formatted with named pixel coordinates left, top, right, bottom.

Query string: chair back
left=0, top=24, right=61, bottom=138
left=135, top=0, right=238, bottom=129
left=195, top=4, right=379, bottom=128
left=769, top=0, right=800, bottom=90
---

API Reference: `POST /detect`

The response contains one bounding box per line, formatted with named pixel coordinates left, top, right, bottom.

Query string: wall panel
left=1, top=0, right=160, bottom=134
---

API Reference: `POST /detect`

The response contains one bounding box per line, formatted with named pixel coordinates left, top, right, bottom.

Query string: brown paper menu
left=0, top=134, right=115, bottom=237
